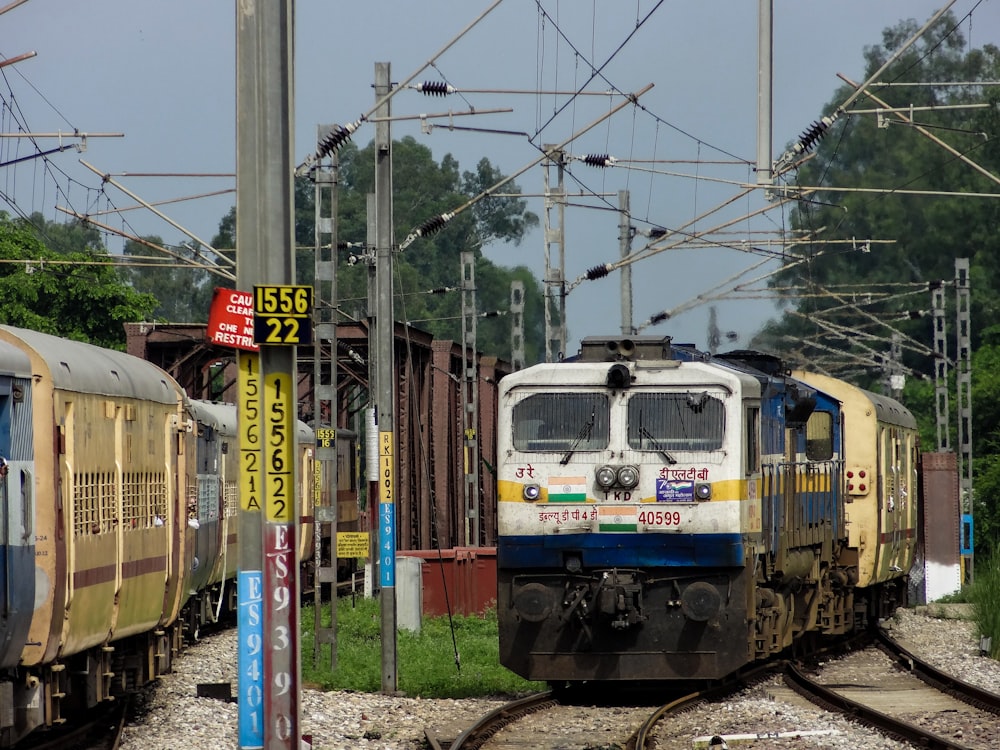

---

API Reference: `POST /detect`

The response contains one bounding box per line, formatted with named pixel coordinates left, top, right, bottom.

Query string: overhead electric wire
left=295, top=0, right=505, bottom=173
left=398, top=82, right=655, bottom=250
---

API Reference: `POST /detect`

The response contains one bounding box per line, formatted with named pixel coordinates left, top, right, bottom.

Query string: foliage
left=753, top=13, right=1000, bottom=384
left=311, top=138, right=544, bottom=363
left=209, top=138, right=544, bottom=363
left=0, top=213, right=158, bottom=349
left=300, top=597, right=544, bottom=698
left=749, top=13, right=1000, bottom=555
left=969, top=556, right=1000, bottom=658
left=119, top=237, right=225, bottom=323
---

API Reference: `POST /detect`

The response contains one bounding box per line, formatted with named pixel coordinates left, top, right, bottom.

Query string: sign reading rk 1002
left=253, top=284, right=313, bottom=345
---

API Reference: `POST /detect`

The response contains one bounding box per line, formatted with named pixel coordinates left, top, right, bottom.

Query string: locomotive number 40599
left=638, top=509, right=683, bottom=526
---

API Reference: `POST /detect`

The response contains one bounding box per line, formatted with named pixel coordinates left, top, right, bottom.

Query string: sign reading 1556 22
left=253, top=285, right=313, bottom=345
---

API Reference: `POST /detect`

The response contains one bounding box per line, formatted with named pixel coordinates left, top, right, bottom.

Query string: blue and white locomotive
left=496, top=335, right=918, bottom=683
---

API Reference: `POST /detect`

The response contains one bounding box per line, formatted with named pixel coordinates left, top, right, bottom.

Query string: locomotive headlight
left=523, top=483, right=541, bottom=502
left=694, top=483, right=712, bottom=501
left=617, top=465, right=639, bottom=489
left=596, top=465, right=617, bottom=489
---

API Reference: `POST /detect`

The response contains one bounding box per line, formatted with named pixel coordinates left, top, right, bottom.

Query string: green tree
left=120, top=238, right=225, bottom=323
left=0, top=213, right=158, bottom=348
left=754, top=13, right=1000, bottom=387
left=215, top=137, right=544, bottom=363
left=751, top=13, right=1000, bottom=556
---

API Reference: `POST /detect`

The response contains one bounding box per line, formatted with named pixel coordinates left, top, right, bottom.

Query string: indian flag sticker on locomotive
left=656, top=478, right=694, bottom=502
left=548, top=476, right=588, bottom=503
left=598, top=505, right=637, bottom=532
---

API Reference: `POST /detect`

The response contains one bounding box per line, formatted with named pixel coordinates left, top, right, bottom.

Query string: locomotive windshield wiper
left=639, top=425, right=677, bottom=465
left=560, top=408, right=596, bottom=466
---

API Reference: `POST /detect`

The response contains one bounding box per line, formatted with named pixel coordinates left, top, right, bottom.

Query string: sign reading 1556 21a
left=253, top=285, right=313, bottom=345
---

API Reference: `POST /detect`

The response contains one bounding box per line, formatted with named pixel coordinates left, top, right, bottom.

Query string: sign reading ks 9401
left=253, top=284, right=313, bottom=346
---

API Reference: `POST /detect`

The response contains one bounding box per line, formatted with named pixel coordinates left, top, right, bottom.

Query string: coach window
left=513, top=393, right=610, bottom=452
left=805, top=410, right=833, bottom=460
left=745, top=406, right=760, bottom=474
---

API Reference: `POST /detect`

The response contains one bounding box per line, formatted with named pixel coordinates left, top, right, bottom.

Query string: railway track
left=782, top=628, right=1000, bottom=749
left=20, top=699, right=129, bottom=750
left=431, top=626, right=1000, bottom=750
left=429, top=664, right=778, bottom=750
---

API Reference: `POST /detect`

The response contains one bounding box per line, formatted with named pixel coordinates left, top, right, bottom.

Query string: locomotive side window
left=626, top=392, right=725, bottom=451
left=805, top=410, right=833, bottom=460
left=512, top=393, right=609, bottom=452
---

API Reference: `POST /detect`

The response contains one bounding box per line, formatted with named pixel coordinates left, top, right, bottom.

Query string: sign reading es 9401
left=253, top=285, right=313, bottom=345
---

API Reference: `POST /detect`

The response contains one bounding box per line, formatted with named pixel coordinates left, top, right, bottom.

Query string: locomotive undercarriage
left=499, top=550, right=898, bottom=683
left=751, top=566, right=859, bottom=661
left=500, top=566, right=753, bottom=682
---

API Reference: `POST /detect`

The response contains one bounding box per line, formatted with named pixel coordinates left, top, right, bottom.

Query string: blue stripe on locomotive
left=0, top=342, right=35, bottom=670
left=499, top=531, right=745, bottom=569
left=709, top=352, right=846, bottom=552
left=762, top=381, right=844, bottom=552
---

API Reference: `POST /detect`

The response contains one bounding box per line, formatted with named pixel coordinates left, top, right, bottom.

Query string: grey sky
left=2, top=1, right=997, bottom=352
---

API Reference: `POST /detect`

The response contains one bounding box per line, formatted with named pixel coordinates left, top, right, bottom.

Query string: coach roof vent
left=579, top=335, right=673, bottom=362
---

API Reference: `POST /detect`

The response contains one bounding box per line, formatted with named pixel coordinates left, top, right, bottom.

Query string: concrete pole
left=618, top=190, right=633, bottom=335
left=374, top=61, right=398, bottom=693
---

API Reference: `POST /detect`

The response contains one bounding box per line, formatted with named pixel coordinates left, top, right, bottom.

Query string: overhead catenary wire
left=54, top=205, right=235, bottom=282
left=772, top=0, right=960, bottom=173
left=80, top=187, right=236, bottom=217
left=838, top=73, right=1000, bottom=189
left=634, top=245, right=836, bottom=332
left=78, top=159, right=232, bottom=266
left=397, top=82, right=655, bottom=251
left=294, top=0, right=504, bottom=173
left=569, top=189, right=804, bottom=292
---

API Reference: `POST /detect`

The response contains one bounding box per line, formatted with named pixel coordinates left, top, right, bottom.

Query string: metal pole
left=956, top=258, right=973, bottom=583
left=374, top=61, right=398, bottom=693
left=932, top=283, right=949, bottom=451
left=460, top=252, right=480, bottom=546
left=311, top=138, right=339, bottom=669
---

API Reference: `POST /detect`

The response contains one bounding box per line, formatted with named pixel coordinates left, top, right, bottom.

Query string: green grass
left=969, top=556, right=1000, bottom=658
left=299, top=597, right=546, bottom=698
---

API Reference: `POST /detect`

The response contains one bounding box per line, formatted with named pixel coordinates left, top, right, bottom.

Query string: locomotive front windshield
left=512, top=393, right=610, bottom=451
left=627, top=391, right=725, bottom=452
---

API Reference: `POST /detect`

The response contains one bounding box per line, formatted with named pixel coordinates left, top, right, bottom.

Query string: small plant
left=934, top=588, right=971, bottom=604
left=300, top=597, right=545, bottom=698
left=968, top=556, right=1000, bottom=659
